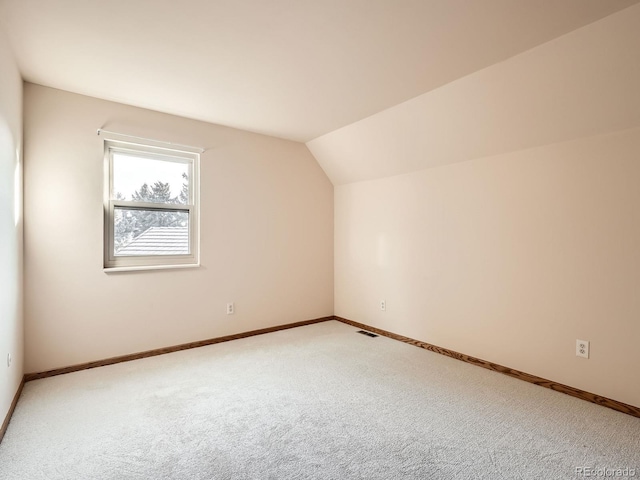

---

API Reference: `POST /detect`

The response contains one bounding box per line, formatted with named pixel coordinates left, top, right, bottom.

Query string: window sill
left=103, top=263, right=200, bottom=273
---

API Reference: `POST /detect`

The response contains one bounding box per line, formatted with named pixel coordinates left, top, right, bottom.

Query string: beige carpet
left=0, top=320, right=638, bottom=479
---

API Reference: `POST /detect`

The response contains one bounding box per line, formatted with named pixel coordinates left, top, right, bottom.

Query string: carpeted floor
left=0, top=320, right=638, bottom=479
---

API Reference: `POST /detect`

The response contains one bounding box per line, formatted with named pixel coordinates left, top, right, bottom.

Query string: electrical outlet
left=576, top=339, right=589, bottom=359
left=226, top=303, right=234, bottom=315
left=380, top=300, right=386, bottom=311
left=6, top=353, right=11, bottom=368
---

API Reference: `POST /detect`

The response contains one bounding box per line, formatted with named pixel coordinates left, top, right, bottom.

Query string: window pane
left=113, top=152, right=189, bottom=204
left=114, top=208, right=189, bottom=256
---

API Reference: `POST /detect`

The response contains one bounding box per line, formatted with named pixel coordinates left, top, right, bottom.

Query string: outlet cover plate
left=576, top=339, right=589, bottom=359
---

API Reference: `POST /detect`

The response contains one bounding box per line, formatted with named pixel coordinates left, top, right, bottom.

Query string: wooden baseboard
left=0, top=376, right=25, bottom=444
left=24, top=316, right=334, bottom=382
left=20, top=314, right=640, bottom=419
left=334, top=316, right=640, bottom=419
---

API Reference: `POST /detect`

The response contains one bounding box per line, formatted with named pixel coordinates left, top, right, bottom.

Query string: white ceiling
left=1, top=0, right=638, bottom=142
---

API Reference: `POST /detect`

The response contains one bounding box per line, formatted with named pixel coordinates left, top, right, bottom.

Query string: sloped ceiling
left=308, top=3, right=640, bottom=185
left=0, top=0, right=637, bottom=146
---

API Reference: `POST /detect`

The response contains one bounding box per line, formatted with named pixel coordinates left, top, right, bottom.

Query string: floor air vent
left=357, top=330, right=378, bottom=338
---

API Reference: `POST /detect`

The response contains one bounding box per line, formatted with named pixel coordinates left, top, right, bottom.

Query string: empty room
left=1, top=0, right=640, bottom=478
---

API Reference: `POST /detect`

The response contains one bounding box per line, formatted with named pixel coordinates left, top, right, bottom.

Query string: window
left=103, top=138, right=199, bottom=270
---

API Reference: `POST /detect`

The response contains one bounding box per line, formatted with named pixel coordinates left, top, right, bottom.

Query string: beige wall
left=315, top=2, right=640, bottom=409
left=335, top=127, right=640, bottom=407
left=24, top=84, right=333, bottom=373
left=0, top=28, right=23, bottom=422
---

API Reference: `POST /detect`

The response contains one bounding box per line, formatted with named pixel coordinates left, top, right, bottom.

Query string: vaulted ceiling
left=1, top=0, right=637, bottom=146
left=308, top=3, right=640, bottom=184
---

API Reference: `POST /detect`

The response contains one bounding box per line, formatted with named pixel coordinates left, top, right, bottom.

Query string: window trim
left=103, top=138, right=200, bottom=271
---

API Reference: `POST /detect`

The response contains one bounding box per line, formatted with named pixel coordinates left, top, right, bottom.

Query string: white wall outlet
left=226, top=303, right=234, bottom=315
left=6, top=353, right=11, bottom=368
left=380, top=300, right=386, bottom=311
left=576, top=339, right=589, bottom=359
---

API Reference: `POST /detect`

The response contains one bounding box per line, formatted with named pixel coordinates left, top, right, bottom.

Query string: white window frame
left=103, top=138, right=200, bottom=271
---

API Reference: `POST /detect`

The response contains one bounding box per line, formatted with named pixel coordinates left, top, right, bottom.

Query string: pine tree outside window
left=103, top=138, right=200, bottom=270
